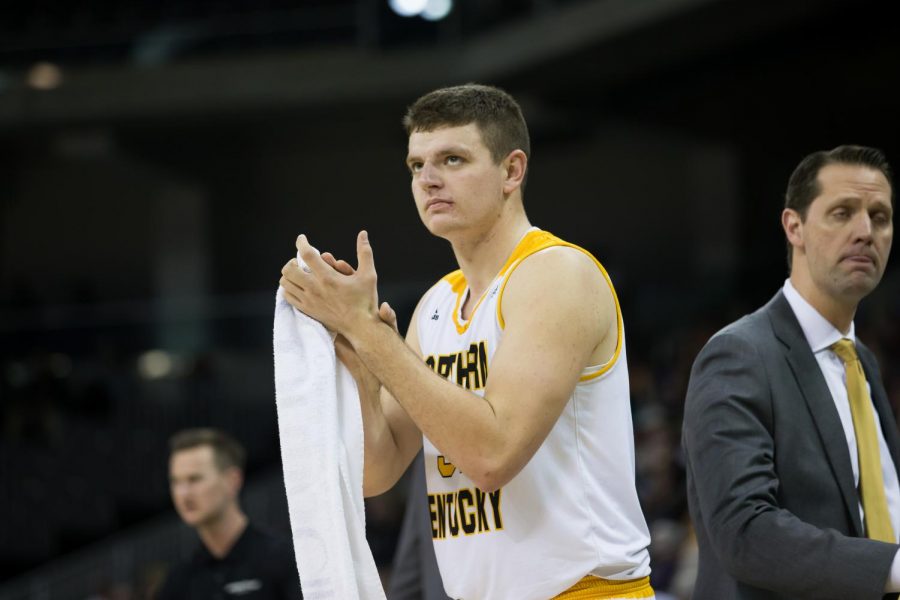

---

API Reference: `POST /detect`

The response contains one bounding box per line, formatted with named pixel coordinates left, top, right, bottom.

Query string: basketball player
left=280, top=84, right=653, bottom=599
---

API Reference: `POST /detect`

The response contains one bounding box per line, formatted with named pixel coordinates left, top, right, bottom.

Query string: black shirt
left=157, top=524, right=302, bottom=600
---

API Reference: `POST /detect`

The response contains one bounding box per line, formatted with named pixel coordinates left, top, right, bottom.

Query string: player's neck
left=198, top=506, right=248, bottom=559
left=451, top=209, right=532, bottom=300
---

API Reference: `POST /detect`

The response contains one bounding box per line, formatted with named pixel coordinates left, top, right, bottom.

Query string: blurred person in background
left=157, top=428, right=302, bottom=599
left=683, top=145, right=900, bottom=599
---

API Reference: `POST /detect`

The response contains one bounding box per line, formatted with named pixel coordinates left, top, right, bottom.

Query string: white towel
left=273, top=283, right=386, bottom=600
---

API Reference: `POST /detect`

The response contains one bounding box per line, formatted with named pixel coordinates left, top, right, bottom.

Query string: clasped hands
left=280, top=231, right=398, bottom=378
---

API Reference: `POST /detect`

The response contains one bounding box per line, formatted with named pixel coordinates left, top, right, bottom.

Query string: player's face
left=793, top=163, right=893, bottom=304
left=169, top=446, right=237, bottom=528
left=406, top=123, right=508, bottom=239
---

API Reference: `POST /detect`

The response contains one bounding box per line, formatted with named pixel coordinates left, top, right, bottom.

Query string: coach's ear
left=782, top=208, right=804, bottom=250
left=502, top=149, right=527, bottom=195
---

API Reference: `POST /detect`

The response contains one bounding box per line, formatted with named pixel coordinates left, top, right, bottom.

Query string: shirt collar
left=191, top=523, right=253, bottom=566
left=782, top=278, right=856, bottom=353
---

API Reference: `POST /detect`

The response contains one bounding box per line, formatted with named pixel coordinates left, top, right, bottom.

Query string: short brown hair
left=168, top=427, right=246, bottom=472
left=784, top=145, right=893, bottom=267
left=403, top=83, right=531, bottom=164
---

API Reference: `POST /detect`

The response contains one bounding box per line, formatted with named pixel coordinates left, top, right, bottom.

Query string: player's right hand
left=321, top=251, right=398, bottom=334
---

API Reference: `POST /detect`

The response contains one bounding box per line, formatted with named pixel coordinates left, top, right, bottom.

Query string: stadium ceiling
left=0, top=0, right=860, bottom=128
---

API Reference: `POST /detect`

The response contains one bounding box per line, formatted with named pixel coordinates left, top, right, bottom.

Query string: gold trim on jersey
left=492, top=230, right=624, bottom=381
left=437, top=230, right=623, bottom=378
left=440, top=270, right=472, bottom=335
left=552, top=575, right=654, bottom=599
left=439, top=230, right=560, bottom=335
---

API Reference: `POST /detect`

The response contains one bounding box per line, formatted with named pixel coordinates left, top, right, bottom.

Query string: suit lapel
left=765, top=291, right=864, bottom=536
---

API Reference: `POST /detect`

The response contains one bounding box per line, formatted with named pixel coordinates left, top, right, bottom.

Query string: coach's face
left=787, top=163, right=893, bottom=305
left=169, top=445, right=240, bottom=528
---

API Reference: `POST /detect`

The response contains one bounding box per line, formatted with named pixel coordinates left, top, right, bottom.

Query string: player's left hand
left=280, top=230, right=380, bottom=337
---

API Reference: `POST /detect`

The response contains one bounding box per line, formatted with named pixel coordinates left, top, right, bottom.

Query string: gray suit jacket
left=388, top=452, right=451, bottom=600
left=683, top=291, right=900, bottom=599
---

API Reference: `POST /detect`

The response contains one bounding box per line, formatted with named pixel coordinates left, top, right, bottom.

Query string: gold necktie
left=830, top=338, right=895, bottom=542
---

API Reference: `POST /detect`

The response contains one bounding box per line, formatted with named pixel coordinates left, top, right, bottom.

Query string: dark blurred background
left=2, top=0, right=900, bottom=598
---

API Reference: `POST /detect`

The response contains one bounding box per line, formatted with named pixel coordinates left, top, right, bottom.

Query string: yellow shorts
left=552, top=575, right=655, bottom=599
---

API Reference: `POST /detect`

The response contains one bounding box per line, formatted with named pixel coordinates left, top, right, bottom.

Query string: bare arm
left=334, top=311, right=424, bottom=497
left=282, top=232, right=614, bottom=491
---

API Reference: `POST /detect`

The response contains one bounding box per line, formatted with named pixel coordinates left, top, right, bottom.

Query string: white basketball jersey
left=416, top=229, right=651, bottom=600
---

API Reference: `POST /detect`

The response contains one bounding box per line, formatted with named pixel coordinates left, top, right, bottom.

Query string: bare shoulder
left=502, top=245, right=614, bottom=315
left=500, top=245, right=617, bottom=363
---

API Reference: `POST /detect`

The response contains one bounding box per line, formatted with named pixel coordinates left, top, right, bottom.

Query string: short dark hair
left=402, top=83, right=531, bottom=164
left=169, top=427, right=246, bottom=472
left=784, top=145, right=893, bottom=266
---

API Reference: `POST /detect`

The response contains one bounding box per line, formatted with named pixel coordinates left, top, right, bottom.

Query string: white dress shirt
left=783, top=279, right=900, bottom=591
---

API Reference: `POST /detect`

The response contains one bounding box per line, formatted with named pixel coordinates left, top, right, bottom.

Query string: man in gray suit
left=683, top=145, right=900, bottom=599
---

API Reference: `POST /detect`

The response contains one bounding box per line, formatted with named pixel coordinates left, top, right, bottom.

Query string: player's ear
left=502, top=149, right=527, bottom=194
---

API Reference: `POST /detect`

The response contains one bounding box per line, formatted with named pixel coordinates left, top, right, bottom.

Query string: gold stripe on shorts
left=552, top=575, right=655, bottom=599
